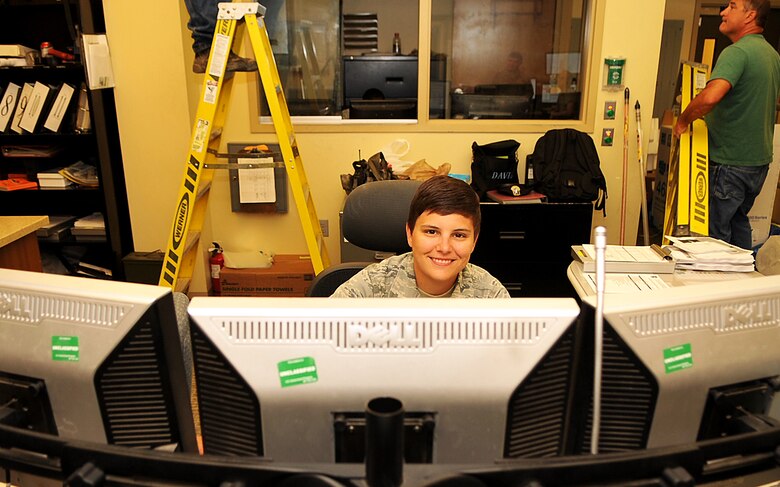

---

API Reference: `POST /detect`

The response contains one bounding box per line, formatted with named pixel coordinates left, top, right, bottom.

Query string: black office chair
left=307, top=179, right=422, bottom=296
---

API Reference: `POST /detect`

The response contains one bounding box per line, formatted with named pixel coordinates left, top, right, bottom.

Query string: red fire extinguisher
left=209, top=242, right=224, bottom=296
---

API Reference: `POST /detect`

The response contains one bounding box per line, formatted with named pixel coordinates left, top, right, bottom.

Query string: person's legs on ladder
left=184, top=0, right=258, bottom=73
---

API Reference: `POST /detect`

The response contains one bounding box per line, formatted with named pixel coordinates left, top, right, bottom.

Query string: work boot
left=192, top=51, right=258, bottom=74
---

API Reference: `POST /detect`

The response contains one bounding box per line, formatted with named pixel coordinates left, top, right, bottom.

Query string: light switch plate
left=604, top=101, right=616, bottom=120
left=602, top=128, right=614, bottom=146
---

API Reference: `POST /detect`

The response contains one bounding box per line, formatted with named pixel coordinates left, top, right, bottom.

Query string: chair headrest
left=342, top=179, right=422, bottom=254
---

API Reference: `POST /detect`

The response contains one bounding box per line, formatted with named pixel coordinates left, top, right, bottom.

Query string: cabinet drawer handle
left=499, top=231, right=526, bottom=240
left=504, top=283, right=523, bottom=291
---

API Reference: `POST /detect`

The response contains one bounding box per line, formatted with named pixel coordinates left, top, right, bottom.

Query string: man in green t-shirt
left=674, top=0, right=780, bottom=249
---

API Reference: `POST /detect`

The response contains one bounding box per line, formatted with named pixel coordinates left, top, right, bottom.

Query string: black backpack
left=529, top=128, right=607, bottom=215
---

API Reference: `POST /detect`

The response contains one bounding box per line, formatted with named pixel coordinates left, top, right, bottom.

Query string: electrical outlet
left=602, top=128, right=614, bottom=146
left=320, top=219, right=329, bottom=237
left=604, top=101, right=616, bottom=120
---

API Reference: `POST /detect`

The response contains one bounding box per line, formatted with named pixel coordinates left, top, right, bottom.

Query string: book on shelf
left=36, top=215, right=77, bottom=237
left=0, top=83, right=21, bottom=132
left=37, top=167, right=75, bottom=188
left=485, top=189, right=546, bottom=204
left=0, top=176, right=38, bottom=191
left=19, top=82, right=54, bottom=133
left=571, top=244, right=676, bottom=274
left=73, top=212, right=105, bottom=229
left=43, top=83, right=76, bottom=133
left=0, top=44, right=35, bottom=57
left=0, top=57, right=28, bottom=67
left=76, top=260, right=113, bottom=279
left=1, top=145, right=65, bottom=158
left=10, top=83, right=33, bottom=134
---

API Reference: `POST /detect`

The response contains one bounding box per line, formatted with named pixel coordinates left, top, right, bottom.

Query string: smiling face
left=406, top=210, right=478, bottom=296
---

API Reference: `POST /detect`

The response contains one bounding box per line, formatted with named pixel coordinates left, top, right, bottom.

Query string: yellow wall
left=104, top=0, right=666, bottom=293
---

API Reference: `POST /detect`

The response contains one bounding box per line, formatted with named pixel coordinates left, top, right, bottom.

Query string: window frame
left=248, top=0, right=604, bottom=134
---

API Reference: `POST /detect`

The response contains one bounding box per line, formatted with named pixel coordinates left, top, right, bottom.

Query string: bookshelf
left=0, top=0, right=133, bottom=279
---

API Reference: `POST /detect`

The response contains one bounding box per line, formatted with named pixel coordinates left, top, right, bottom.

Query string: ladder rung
left=174, top=278, right=191, bottom=294
left=196, top=180, right=212, bottom=199
left=183, top=231, right=201, bottom=255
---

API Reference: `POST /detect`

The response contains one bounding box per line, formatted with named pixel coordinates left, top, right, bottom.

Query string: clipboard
left=228, top=142, right=288, bottom=213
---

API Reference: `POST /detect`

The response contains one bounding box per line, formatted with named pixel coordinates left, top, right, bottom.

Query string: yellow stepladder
left=159, top=1, right=330, bottom=292
left=663, top=59, right=711, bottom=244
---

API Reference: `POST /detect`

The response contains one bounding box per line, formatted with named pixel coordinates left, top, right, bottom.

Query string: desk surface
left=0, top=216, right=49, bottom=248
left=567, top=261, right=763, bottom=300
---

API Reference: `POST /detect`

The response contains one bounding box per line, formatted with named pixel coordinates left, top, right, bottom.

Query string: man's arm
left=673, top=78, right=732, bottom=137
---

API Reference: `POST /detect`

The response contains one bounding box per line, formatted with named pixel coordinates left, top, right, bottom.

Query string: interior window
left=431, top=0, right=585, bottom=120
left=254, top=0, right=586, bottom=124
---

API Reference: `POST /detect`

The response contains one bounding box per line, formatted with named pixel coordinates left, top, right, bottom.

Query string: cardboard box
left=220, top=254, right=314, bottom=297
left=748, top=125, right=780, bottom=247
left=650, top=126, right=672, bottom=229
left=773, top=182, right=780, bottom=225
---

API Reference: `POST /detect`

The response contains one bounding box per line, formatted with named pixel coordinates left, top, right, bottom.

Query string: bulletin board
left=227, top=142, right=288, bottom=213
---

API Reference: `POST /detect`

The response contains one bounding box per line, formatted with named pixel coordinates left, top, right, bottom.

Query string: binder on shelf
left=0, top=44, right=35, bottom=57
left=10, top=83, right=33, bottom=134
left=0, top=82, right=21, bottom=132
left=43, top=83, right=76, bottom=133
left=571, top=244, right=676, bottom=274
left=19, top=82, right=54, bottom=133
left=75, top=83, right=91, bottom=133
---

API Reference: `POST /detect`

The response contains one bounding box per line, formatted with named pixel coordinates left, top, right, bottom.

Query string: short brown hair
left=407, top=175, right=481, bottom=235
left=745, top=0, right=770, bottom=27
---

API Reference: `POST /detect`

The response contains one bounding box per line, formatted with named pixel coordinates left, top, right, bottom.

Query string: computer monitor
left=187, top=297, right=583, bottom=463
left=0, top=268, right=197, bottom=452
left=576, top=275, right=780, bottom=453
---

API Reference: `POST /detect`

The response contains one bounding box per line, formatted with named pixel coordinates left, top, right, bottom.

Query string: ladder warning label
left=192, top=119, right=209, bottom=153
left=204, top=79, right=218, bottom=105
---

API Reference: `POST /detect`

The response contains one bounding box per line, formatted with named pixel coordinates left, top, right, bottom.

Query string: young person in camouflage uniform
left=331, top=175, right=510, bottom=298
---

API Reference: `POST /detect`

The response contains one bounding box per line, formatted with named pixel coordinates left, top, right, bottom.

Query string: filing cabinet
left=471, top=203, right=593, bottom=297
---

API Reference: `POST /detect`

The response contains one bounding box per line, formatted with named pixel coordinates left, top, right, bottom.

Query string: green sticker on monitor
left=52, top=336, right=79, bottom=362
left=663, top=344, right=692, bottom=374
left=278, top=356, right=318, bottom=388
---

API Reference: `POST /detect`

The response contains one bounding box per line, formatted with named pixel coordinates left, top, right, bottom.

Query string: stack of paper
left=572, top=244, right=676, bottom=273
left=72, top=212, right=106, bottom=241
left=59, top=161, right=99, bottom=187
left=37, top=168, right=75, bottom=189
left=665, top=236, right=755, bottom=272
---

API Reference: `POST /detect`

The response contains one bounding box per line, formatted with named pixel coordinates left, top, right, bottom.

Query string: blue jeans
left=184, top=0, right=285, bottom=55
left=709, top=162, right=769, bottom=249
left=183, top=0, right=218, bottom=55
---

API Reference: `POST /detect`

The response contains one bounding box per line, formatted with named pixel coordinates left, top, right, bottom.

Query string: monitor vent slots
left=627, top=296, right=780, bottom=336
left=191, top=326, right=263, bottom=457
left=0, top=290, right=130, bottom=327
left=504, top=327, right=575, bottom=458
left=95, top=317, right=180, bottom=449
left=215, top=318, right=553, bottom=351
left=578, top=326, right=657, bottom=453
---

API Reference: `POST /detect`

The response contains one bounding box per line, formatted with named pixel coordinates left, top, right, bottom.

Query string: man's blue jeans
left=184, top=0, right=286, bottom=55
left=184, top=0, right=219, bottom=55
left=709, top=162, right=769, bottom=250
